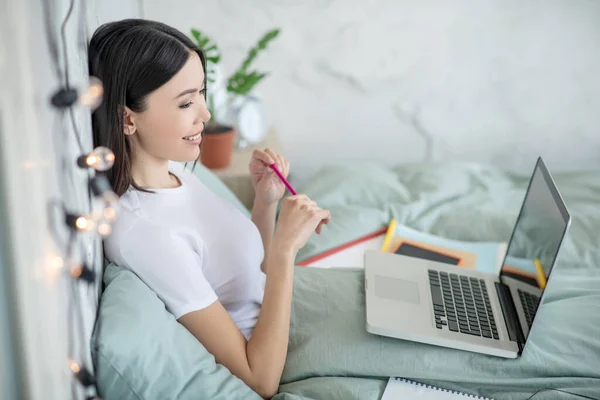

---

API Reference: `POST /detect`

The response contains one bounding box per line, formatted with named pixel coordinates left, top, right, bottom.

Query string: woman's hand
left=272, top=194, right=331, bottom=256
left=249, top=148, right=290, bottom=206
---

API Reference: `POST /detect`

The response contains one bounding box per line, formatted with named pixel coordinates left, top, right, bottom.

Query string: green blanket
left=273, top=162, right=600, bottom=400
left=296, top=162, right=600, bottom=269
left=274, top=267, right=600, bottom=400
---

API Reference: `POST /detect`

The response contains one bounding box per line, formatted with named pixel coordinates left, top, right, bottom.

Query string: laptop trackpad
left=374, top=274, right=420, bottom=304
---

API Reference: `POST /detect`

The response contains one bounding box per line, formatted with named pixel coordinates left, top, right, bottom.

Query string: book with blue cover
left=298, top=219, right=543, bottom=288
left=384, top=223, right=508, bottom=274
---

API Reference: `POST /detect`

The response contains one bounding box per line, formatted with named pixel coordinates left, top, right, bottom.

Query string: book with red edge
left=296, top=227, right=388, bottom=268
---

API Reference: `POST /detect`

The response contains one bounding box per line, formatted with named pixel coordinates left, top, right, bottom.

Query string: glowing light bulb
left=50, top=76, right=104, bottom=110
left=50, top=256, right=64, bottom=270
left=103, top=206, right=117, bottom=222
left=68, top=359, right=95, bottom=387
left=91, top=201, right=118, bottom=224
left=68, top=359, right=80, bottom=374
left=78, top=146, right=115, bottom=171
left=45, top=254, right=65, bottom=282
left=71, top=265, right=83, bottom=278
left=75, top=216, right=93, bottom=231
left=86, top=154, right=99, bottom=167
left=97, top=221, right=112, bottom=236
left=71, top=263, right=96, bottom=283
left=79, top=76, right=104, bottom=110
left=66, top=214, right=94, bottom=232
left=88, top=174, right=120, bottom=224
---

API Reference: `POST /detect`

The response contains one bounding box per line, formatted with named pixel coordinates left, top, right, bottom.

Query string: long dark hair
left=88, top=19, right=206, bottom=196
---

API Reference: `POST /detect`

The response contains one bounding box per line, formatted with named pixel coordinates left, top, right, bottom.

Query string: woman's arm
left=248, top=148, right=289, bottom=273
left=178, top=246, right=294, bottom=399
left=177, top=195, right=331, bottom=399
left=251, top=202, right=277, bottom=273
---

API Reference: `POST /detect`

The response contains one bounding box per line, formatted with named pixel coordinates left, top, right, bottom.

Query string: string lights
left=70, top=263, right=97, bottom=284
left=43, top=0, right=116, bottom=396
left=51, top=76, right=104, bottom=110
left=89, top=174, right=119, bottom=237
left=65, top=213, right=95, bottom=232
left=89, top=174, right=119, bottom=208
left=68, top=359, right=96, bottom=388
left=52, top=71, right=115, bottom=393
left=77, top=146, right=115, bottom=172
left=96, top=221, right=113, bottom=237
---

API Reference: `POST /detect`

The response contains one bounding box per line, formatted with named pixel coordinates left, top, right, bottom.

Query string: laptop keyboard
left=428, top=270, right=499, bottom=340
left=517, top=289, right=540, bottom=329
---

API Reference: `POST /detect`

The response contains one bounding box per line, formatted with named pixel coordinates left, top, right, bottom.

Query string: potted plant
left=190, top=27, right=280, bottom=167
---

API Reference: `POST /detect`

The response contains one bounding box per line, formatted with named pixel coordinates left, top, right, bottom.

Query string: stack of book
left=297, top=219, right=507, bottom=275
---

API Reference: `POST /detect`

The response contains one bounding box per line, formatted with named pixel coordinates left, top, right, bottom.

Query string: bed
left=92, top=160, right=600, bottom=400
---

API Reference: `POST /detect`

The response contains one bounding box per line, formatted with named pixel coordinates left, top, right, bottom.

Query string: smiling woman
left=88, top=18, right=331, bottom=399
left=89, top=19, right=210, bottom=196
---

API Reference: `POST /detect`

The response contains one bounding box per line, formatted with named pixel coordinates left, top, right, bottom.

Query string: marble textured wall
left=144, top=0, right=600, bottom=182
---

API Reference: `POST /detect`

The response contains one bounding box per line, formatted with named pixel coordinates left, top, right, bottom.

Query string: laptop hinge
left=495, top=282, right=525, bottom=353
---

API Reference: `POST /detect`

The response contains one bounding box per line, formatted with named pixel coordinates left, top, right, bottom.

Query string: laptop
left=364, top=157, right=571, bottom=358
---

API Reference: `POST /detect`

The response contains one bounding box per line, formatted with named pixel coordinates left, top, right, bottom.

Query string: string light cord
left=46, top=199, right=69, bottom=251
left=72, top=240, right=92, bottom=379
left=68, top=107, right=86, bottom=156
left=51, top=0, right=97, bottom=155
left=41, top=0, right=62, bottom=81
left=42, top=0, right=112, bottom=397
left=64, top=230, right=78, bottom=399
left=59, top=0, right=75, bottom=89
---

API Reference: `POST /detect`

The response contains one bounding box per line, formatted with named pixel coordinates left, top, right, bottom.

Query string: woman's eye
left=179, top=102, right=192, bottom=109
left=200, top=88, right=207, bottom=96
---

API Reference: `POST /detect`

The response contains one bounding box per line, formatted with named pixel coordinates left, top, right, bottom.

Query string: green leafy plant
left=190, top=28, right=222, bottom=119
left=226, top=28, right=280, bottom=96
left=190, top=27, right=280, bottom=127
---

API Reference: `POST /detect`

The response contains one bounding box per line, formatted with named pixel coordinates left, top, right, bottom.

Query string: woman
left=90, top=19, right=331, bottom=399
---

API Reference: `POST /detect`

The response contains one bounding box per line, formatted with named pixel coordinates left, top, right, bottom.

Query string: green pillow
left=91, top=264, right=261, bottom=400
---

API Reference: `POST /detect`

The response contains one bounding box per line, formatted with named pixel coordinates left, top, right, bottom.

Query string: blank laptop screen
left=500, top=160, right=570, bottom=296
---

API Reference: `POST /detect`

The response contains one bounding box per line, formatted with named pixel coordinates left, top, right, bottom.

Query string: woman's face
left=126, top=50, right=211, bottom=163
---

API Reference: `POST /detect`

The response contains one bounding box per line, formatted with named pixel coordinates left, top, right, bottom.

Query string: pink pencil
left=269, top=164, right=297, bottom=195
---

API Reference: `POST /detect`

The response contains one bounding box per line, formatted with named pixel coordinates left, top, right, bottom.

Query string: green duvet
left=274, top=161, right=600, bottom=400
left=93, top=161, right=600, bottom=400
left=274, top=266, right=600, bottom=400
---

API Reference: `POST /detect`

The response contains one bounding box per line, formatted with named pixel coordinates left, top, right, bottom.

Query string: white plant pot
left=227, top=93, right=269, bottom=149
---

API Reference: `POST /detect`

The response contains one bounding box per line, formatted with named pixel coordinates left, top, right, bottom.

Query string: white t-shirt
left=103, top=162, right=266, bottom=339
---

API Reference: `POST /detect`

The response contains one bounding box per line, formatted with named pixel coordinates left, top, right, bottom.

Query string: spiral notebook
left=382, top=377, right=494, bottom=400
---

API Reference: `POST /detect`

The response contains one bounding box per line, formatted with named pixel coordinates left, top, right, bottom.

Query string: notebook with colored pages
left=382, top=377, right=494, bottom=400
left=297, top=221, right=508, bottom=273
left=384, top=222, right=508, bottom=274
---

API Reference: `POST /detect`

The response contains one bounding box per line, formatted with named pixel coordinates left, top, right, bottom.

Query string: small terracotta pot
left=200, top=124, right=236, bottom=169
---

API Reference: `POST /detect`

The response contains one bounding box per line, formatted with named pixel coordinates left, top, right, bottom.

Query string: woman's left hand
left=249, top=148, right=290, bottom=206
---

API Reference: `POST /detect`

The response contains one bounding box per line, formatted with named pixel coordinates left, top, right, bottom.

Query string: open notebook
left=382, top=377, right=494, bottom=400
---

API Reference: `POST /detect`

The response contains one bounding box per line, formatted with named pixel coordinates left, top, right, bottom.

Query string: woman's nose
left=202, top=108, right=211, bottom=123
left=197, top=102, right=211, bottom=124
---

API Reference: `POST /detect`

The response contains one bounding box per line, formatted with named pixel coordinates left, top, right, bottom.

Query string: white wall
left=144, top=0, right=600, bottom=183
left=0, top=0, right=140, bottom=398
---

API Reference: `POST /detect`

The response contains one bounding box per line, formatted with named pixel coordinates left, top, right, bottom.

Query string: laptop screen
left=499, top=158, right=570, bottom=326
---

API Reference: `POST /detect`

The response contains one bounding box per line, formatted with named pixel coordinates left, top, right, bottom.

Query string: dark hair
left=88, top=19, right=206, bottom=196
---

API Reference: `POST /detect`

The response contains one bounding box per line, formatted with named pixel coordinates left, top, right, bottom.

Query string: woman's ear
left=123, top=106, right=137, bottom=136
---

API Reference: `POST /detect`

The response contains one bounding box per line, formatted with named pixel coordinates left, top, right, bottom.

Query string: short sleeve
left=117, top=223, right=218, bottom=318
